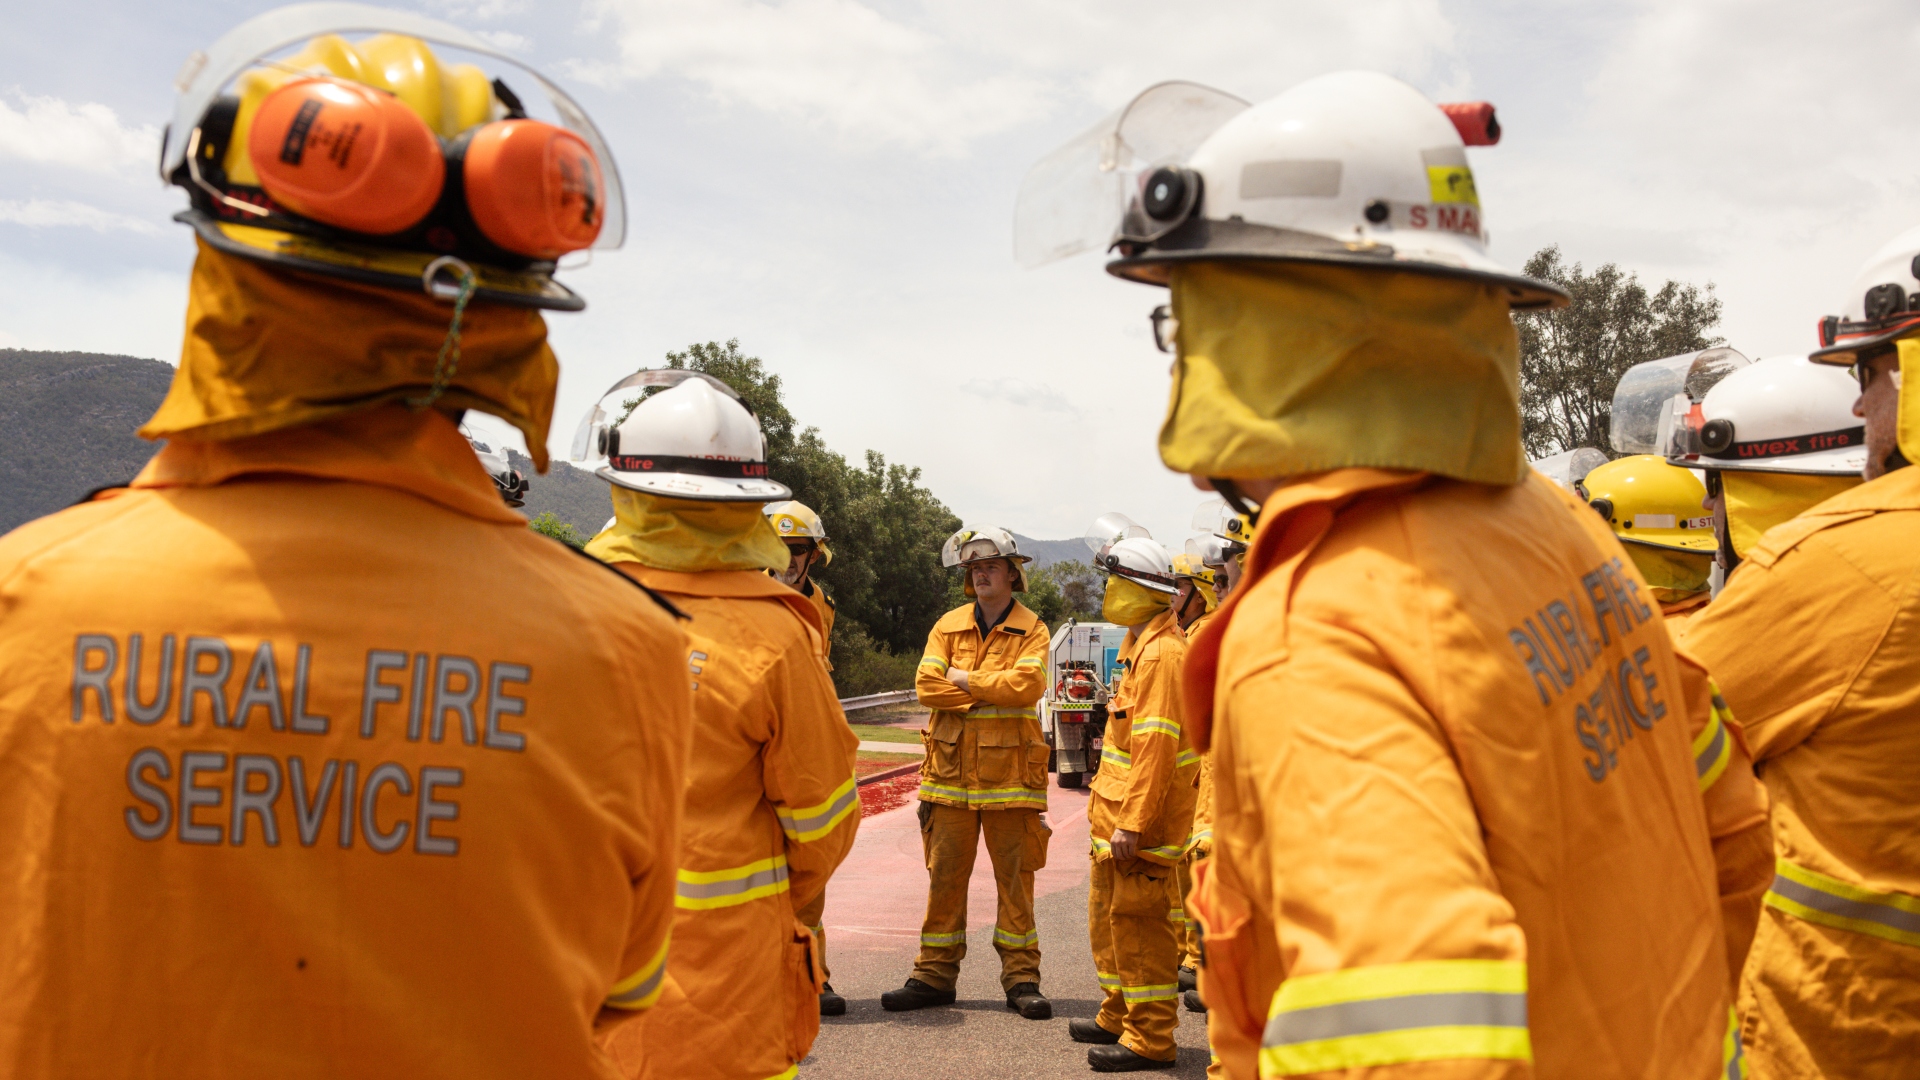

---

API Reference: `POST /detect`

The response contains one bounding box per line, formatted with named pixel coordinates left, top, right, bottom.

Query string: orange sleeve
left=1673, top=649, right=1773, bottom=987
left=1113, top=640, right=1183, bottom=836
left=914, top=625, right=974, bottom=712
left=594, top=616, right=694, bottom=1031
left=763, top=631, right=862, bottom=912
left=965, top=622, right=1050, bottom=707
left=1236, top=616, right=1533, bottom=1079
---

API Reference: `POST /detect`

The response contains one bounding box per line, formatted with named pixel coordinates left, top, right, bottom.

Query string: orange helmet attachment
left=163, top=12, right=624, bottom=311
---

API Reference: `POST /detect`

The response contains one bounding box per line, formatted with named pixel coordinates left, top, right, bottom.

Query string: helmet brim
left=1808, top=320, right=1920, bottom=367
left=597, top=467, right=791, bottom=502
left=182, top=211, right=584, bottom=311
left=1619, top=534, right=1717, bottom=554
left=1677, top=446, right=1868, bottom=476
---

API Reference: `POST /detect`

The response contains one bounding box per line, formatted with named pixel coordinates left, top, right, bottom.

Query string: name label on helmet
left=609, top=453, right=771, bottom=479
left=1706, top=426, right=1864, bottom=461
left=280, top=98, right=324, bottom=166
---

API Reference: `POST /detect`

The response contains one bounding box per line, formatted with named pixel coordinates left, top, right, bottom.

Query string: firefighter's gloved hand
left=947, top=667, right=971, bottom=693
left=918, top=801, right=934, bottom=829
left=1110, top=829, right=1141, bottom=861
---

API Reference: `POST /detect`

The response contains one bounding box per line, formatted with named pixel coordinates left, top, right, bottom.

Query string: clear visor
left=1609, top=347, right=1749, bottom=453
left=1657, top=393, right=1710, bottom=461
left=568, top=369, right=743, bottom=464
left=162, top=2, right=626, bottom=249
left=1529, top=447, right=1609, bottom=490
left=1013, top=81, right=1248, bottom=268
left=1083, top=512, right=1151, bottom=563
left=1184, top=534, right=1230, bottom=567
left=941, top=529, right=1015, bottom=568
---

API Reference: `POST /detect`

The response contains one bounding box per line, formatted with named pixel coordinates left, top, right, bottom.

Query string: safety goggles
left=1849, top=344, right=1898, bottom=392
left=1150, top=304, right=1179, bottom=353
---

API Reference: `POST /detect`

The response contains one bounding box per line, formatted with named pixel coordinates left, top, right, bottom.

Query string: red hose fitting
left=1438, top=102, right=1501, bottom=146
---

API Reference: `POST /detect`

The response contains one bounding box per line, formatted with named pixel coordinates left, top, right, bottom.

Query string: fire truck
left=1041, top=619, right=1129, bottom=788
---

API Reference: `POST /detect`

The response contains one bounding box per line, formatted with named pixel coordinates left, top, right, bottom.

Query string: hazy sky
left=3, top=0, right=1915, bottom=546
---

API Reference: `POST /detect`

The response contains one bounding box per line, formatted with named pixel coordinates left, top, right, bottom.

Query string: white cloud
left=424, top=0, right=527, bottom=19
left=0, top=198, right=159, bottom=234
left=474, top=29, right=534, bottom=52
left=0, top=92, right=159, bottom=174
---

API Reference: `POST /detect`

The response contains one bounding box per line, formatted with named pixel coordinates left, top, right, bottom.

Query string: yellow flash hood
left=1621, top=541, right=1712, bottom=604
left=1898, top=338, right=1920, bottom=467
left=142, top=240, right=559, bottom=467
left=1723, top=470, right=1860, bottom=560
left=1103, top=574, right=1172, bottom=627
left=1160, top=261, right=1526, bottom=485
left=587, top=487, right=790, bottom=573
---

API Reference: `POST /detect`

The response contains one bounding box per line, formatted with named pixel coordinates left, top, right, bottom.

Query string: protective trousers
left=910, top=802, right=1049, bottom=991
left=1176, top=855, right=1201, bottom=969
left=795, top=891, right=830, bottom=982
left=1089, top=854, right=1180, bottom=1061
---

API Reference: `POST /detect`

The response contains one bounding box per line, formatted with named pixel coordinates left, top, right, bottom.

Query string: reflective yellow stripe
left=920, top=930, right=966, bottom=946
left=916, top=782, right=1047, bottom=808
left=1101, top=746, right=1132, bottom=769
left=1175, top=749, right=1202, bottom=769
left=1123, top=982, right=1179, bottom=1003
left=676, top=855, right=791, bottom=911
left=920, top=656, right=949, bottom=672
left=1692, top=684, right=1734, bottom=792
left=1763, top=857, right=1920, bottom=947
left=1091, top=837, right=1111, bottom=856
left=1260, top=960, right=1531, bottom=1076
left=777, top=776, right=858, bottom=843
left=1142, top=842, right=1185, bottom=862
left=1097, top=971, right=1122, bottom=988
left=1168, top=907, right=1189, bottom=925
left=1185, top=828, right=1214, bottom=854
left=605, top=935, right=671, bottom=1010
left=994, top=926, right=1039, bottom=948
left=760, top=1067, right=799, bottom=1080
left=1015, top=657, right=1044, bottom=667
left=1131, top=717, right=1181, bottom=739
left=969, top=705, right=1038, bottom=719
left=1723, top=1007, right=1747, bottom=1080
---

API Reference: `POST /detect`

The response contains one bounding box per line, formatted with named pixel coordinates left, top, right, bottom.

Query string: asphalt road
left=803, top=782, right=1213, bottom=1079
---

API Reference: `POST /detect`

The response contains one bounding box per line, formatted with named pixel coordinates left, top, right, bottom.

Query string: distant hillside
left=1013, top=533, right=1092, bottom=570
left=511, top=450, right=611, bottom=539
left=1, top=349, right=171, bottom=532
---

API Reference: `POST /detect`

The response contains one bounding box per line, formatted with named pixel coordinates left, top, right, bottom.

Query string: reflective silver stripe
left=920, top=930, right=966, bottom=946
left=994, top=926, right=1039, bottom=948
left=605, top=959, right=667, bottom=1007
left=1694, top=717, right=1727, bottom=778
left=1768, top=872, right=1920, bottom=939
left=1122, top=983, right=1179, bottom=1002
left=1265, top=991, right=1528, bottom=1046
left=676, top=862, right=789, bottom=902
left=778, top=780, right=858, bottom=841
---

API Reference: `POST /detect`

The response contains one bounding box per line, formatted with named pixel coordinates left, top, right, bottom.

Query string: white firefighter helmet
left=1082, top=512, right=1152, bottom=564
left=765, top=500, right=832, bottom=565
left=461, top=424, right=528, bottom=507
left=1529, top=447, right=1609, bottom=493
left=1609, top=347, right=1750, bottom=455
left=1661, top=355, right=1867, bottom=475
left=1099, top=536, right=1179, bottom=595
left=1015, top=71, right=1565, bottom=309
left=1191, top=497, right=1254, bottom=554
left=941, top=526, right=1031, bottom=593
left=1811, top=223, right=1920, bottom=366
left=571, top=369, right=790, bottom=501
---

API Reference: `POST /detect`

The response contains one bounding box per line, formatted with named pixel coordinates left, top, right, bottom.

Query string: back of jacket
left=601, top=567, right=858, bottom=1080
left=914, top=601, right=1050, bottom=810
left=1090, top=611, right=1198, bottom=866
left=0, top=423, right=691, bottom=1080
left=1196, top=471, right=1767, bottom=1080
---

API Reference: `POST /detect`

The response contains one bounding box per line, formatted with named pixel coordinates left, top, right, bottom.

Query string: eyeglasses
left=1850, top=344, right=1897, bottom=392
left=1149, top=305, right=1179, bottom=354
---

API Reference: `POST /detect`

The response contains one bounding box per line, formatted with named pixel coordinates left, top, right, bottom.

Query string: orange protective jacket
left=1185, top=469, right=1771, bottom=1080
left=0, top=407, right=692, bottom=1079
left=1090, top=610, right=1198, bottom=866
left=1661, top=591, right=1712, bottom=638
left=1685, top=466, right=1920, bottom=1077
left=1183, top=610, right=1217, bottom=858
left=600, top=567, right=859, bottom=1080
left=914, top=601, right=1051, bottom=810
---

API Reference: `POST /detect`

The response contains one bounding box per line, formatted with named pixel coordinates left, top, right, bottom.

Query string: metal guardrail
left=838, top=688, right=917, bottom=713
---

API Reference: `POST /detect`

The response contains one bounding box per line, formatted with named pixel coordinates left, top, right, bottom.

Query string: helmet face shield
left=1662, top=355, right=1868, bottom=475
left=1082, top=511, right=1151, bottom=564
left=1609, top=347, right=1749, bottom=455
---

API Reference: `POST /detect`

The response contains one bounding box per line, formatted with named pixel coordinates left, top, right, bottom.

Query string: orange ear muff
left=462, top=120, right=605, bottom=259
left=248, top=78, right=445, bottom=236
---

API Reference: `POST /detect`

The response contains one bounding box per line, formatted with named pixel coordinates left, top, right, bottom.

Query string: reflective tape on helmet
left=1260, top=959, right=1531, bottom=1076
left=993, top=926, right=1039, bottom=949
left=1763, top=858, right=1920, bottom=947
left=606, top=453, right=772, bottom=479
left=604, top=935, right=671, bottom=1011
left=776, top=776, right=857, bottom=843
left=1130, top=717, right=1181, bottom=740
left=1693, top=688, right=1735, bottom=793
left=676, top=855, right=790, bottom=911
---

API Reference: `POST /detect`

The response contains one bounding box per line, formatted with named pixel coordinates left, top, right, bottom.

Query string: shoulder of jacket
left=1746, top=509, right=1881, bottom=568
left=934, top=605, right=976, bottom=632
left=552, top=543, right=689, bottom=621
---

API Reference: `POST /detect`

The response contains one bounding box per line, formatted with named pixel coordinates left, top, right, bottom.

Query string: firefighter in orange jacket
left=1066, top=527, right=1198, bottom=1071
left=1683, top=230, right=1920, bottom=1078
left=580, top=371, right=860, bottom=1080
left=0, top=16, right=692, bottom=1078
left=1018, top=72, right=1772, bottom=1078
left=764, top=498, right=846, bottom=1016
left=883, top=527, right=1054, bottom=1020
left=1169, top=550, right=1218, bottom=995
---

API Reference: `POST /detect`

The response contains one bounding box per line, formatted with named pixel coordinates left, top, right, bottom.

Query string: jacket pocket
left=1024, top=810, right=1052, bottom=872
left=1112, top=859, right=1174, bottom=918
left=923, top=713, right=964, bottom=788
left=787, top=920, right=824, bottom=1060
left=974, top=724, right=1023, bottom=786
left=1187, top=859, right=1262, bottom=1044
left=1023, top=740, right=1051, bottom=790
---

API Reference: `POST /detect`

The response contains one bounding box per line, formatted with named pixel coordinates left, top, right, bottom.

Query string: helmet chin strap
left=1210, top=478, right=1261, bottom=524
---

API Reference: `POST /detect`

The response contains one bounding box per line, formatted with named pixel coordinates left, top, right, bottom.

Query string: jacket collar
left=1121, top=608, right=1181, bottom=663
left=130, top=404, right=524, bottom=526
left=937, top=598, right=1039, bottom=638
left=1799, top=462, right=1920, bottom=515
left=618, top=566, right=828, bottom=644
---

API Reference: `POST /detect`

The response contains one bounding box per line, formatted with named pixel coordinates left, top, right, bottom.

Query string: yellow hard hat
left=1582, top=455, right=1715, bottom=553
left=764, top=500, right=831, bottom=565
left=1169, top=552, right=1218, bottom=589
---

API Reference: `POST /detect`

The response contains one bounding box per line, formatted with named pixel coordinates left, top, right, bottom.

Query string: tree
left=1516, top=246, right=1724, bottom=458
left=528, top=511, right=588, bottom=548
left=1025, top=560, right=1103, bottom=630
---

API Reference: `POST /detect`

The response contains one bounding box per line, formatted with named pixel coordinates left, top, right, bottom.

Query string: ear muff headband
left=247, top=77, right=603, bottom=259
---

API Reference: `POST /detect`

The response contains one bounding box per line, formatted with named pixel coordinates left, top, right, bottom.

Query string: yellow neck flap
left=586, top=486, right=791, bottom=573
left=1104, top=574, right=1172, bottom=627
left=1723, top=470, right=1860, bottom=559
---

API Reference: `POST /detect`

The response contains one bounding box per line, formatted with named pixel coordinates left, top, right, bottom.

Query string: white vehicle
left=1041, top=619, right=1129, bottom=788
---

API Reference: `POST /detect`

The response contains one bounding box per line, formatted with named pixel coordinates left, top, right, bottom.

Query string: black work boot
left=1177, top=965, right=1197, bottom=992
left=1005, top=982, right=1052, bottom=1020
left=1088, top=1044, right=1176, bottom=1072
left=880, top=978, right=955, bottom=1011
left=1182, top=989, right=1207, bottom=1013
left=1068, top=1018, right=1121, bottom=1044
left=819, top=982, right=846, bottom=1016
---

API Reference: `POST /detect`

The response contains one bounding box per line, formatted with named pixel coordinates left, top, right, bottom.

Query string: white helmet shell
left=1812, top=223, right=1920, bottom=366
left=595, top=377, right=791, bottom=501
left=1664, top=355, right=1866, bottom=475
left=1101, top=536, right=1178, bottom=595
left=1102, top=71, right=1566, bottom=309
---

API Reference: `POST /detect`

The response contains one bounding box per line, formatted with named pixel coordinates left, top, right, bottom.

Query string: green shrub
left=529, top=512, right=587, bottom=549
left=829, top=620, right=918, bottom=698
